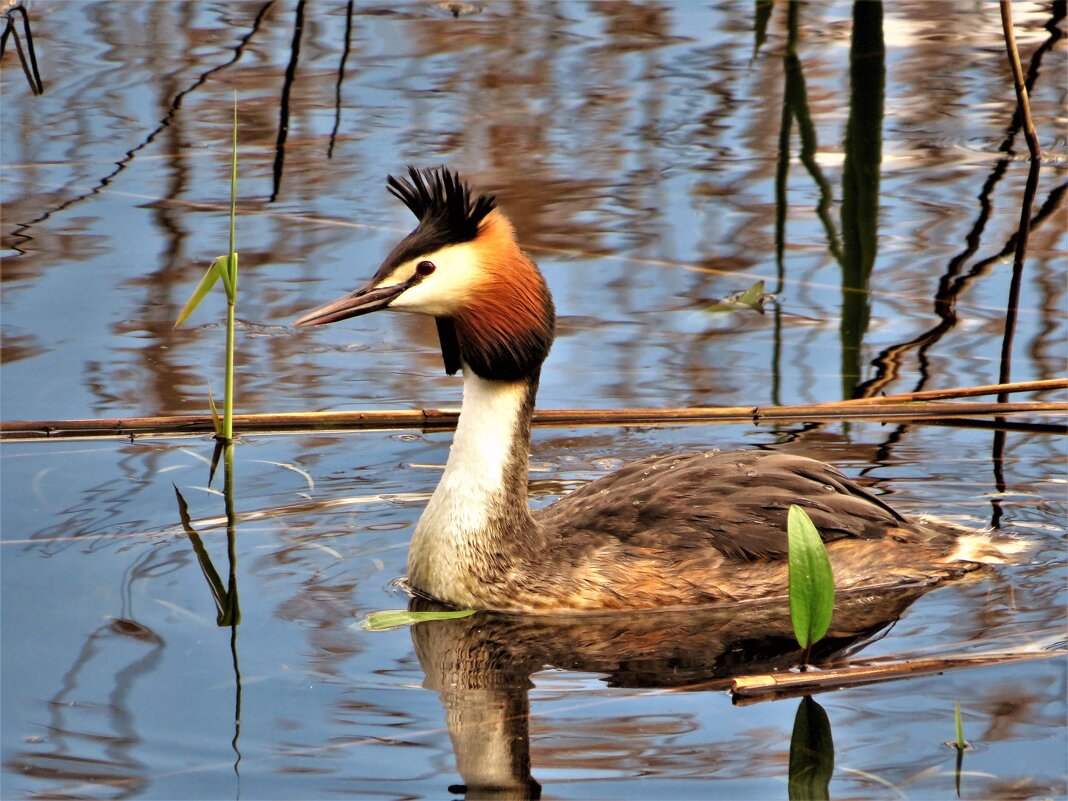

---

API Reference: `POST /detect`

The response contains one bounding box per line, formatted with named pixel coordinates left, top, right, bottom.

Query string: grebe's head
left=295, top=166, right=555, bottom=381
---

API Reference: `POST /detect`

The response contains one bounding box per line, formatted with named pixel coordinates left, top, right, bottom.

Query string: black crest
left=372, top=166, right=498, bottom=290
left=387, top=165, right=497, bottom=245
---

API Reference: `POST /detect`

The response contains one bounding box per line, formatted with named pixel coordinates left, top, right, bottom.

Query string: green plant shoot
left=787, top=505, right=836, bottom=653
left=174, top=97, right=239, bottom=441
left=954, top=700, right=966, bottom=749
left=358, top=609, right=476, bottom=632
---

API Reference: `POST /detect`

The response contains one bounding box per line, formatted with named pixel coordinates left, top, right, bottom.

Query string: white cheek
left=386, top=243, right=482, bottom=315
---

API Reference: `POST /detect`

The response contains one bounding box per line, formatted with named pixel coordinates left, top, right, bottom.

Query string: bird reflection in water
left=408, top=583, right=931, bottom=800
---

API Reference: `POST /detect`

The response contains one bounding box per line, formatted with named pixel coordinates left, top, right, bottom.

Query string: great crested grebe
left=295, top=166, right=1016, bottom=613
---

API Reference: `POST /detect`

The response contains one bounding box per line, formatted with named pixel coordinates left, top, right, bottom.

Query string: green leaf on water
left=358, top=609, right=476, bottom=632
left=787, top=504, right=835, bottom=650
left=704, top=280, right=770, bottom=315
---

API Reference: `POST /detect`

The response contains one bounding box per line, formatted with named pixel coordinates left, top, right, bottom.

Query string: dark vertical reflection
left=853, top=0, right=1062, bottom=402
left=840, top=1, right=884, bottom=399
left=271, top=0, right=306, bottom=202
left=140, top=1, right=194, bottom=416
left=783, top=3, right=841, bottom=264
left=954, top=739, right=966, bottom=798
left=774, top=0, right=845, bottom=404
left=328, top=0, right=355, bottom=159
left=771, top=2, right=797, bottom=408
left=991, top=158, right=1041, bottom=527
left=1, top=4, right=44, bottom=94
left=753, top=0, right=774, bottom=58
left=223, top=444, right=243, bottom=783
left=788, top=696, right=834, bottom=801
left=173, top=443, right=242, bottom=781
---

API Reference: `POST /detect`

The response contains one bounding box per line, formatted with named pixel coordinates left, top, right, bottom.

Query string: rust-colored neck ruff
left=452, top=211, right=555, bottom=382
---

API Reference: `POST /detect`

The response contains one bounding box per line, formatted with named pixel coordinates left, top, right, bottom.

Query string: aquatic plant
left=360, top=609, right=476, bottom=631
left=953, top=700, right=966, bottom=750
left=175, top=99, right=239, bottom=442
left=787, top=504, right=835, bottom=664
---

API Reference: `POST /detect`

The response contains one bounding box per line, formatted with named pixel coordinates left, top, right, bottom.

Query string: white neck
left=407, top=370, right=537, bottom=606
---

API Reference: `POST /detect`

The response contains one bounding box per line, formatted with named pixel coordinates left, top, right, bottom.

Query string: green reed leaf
left=174, top=255, right=235, bottom=329
left=358, top=609, right=476, bottom=632
left=174, top=256, right=222, bottom=328
left=215, top=254, right=236, bottom=303
left=206, top=385, right=223, bottom=439
left=787, top=505, right=835, bottom=650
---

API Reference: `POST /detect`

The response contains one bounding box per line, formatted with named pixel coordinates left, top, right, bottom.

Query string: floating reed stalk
left=730, top=648, right=1063, bottom=702
left=1, top=394, right=1064, bottom=441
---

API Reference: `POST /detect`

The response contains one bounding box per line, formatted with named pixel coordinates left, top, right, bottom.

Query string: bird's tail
left=918, top=515, right=1031, bottom=565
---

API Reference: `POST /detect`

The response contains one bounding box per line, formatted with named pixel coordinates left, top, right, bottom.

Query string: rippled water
left=2, top=1, right=1066, bottom=799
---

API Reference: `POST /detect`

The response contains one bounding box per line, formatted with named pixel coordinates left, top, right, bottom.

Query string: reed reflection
left=3, top=617, right=163, bottom=798
left=1, top=1, right=44, bottom=96
left=174, top=440, right=243, bottom=776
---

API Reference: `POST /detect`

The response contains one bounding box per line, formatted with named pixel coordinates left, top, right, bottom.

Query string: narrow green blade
left=358, top=609, right=476, bottom=632
left=174, top=256, right=233, bottom=327
left=954, top=700, right=966, bottom=749
left=215, top=254, right=235, bottom=302
left=206, top=385, right=223, bottom=439
left=787, top=505, right=836, bottom=649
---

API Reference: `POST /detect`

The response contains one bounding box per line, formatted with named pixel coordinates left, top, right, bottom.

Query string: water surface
left=2, top=1, right=1065, bottom=798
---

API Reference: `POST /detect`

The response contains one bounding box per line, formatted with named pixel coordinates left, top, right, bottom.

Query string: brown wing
left=535, top=450, right=934, bottom=561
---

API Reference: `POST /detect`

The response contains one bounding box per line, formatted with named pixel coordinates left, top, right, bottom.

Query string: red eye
left=416, top=260, right=436, bottom=277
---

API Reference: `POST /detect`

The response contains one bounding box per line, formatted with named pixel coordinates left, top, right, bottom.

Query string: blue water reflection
left=2, top=0, right=1065, bottom=798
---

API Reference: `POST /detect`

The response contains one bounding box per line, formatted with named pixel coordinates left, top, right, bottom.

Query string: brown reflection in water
left=0, top=330, right=44, bottom=364
left=855, top=0, right=1065, bottom=402
left=7, top=0, right=1061, bottom=421
left=4, top=619, right=164, bottom=800
left=977, top=680, right=1064, bottom=743
left=2, top=1, right=274, bottom=259
left=410, top=585, right=927, bottom=800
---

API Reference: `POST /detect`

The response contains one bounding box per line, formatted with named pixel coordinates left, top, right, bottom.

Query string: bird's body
left=296, top=166, right=1017, bottom=613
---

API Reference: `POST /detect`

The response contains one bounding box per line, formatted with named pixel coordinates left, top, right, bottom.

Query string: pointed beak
left=294, top=278, right=414, bottom=327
